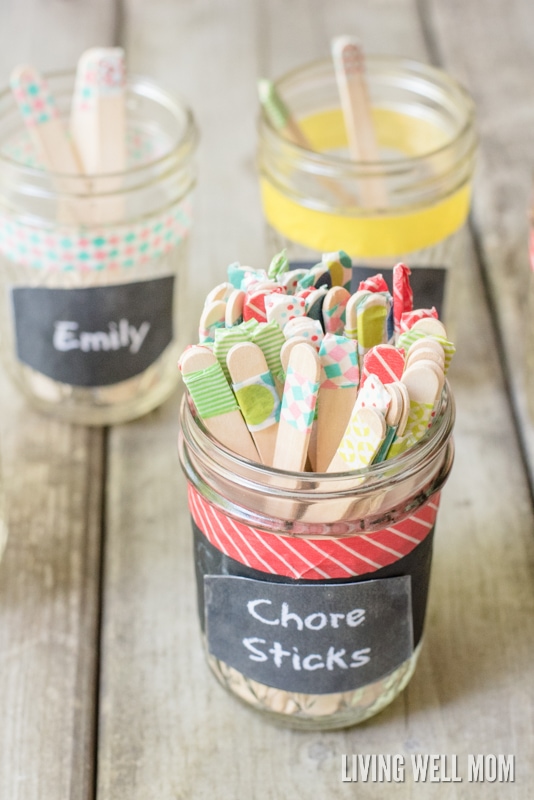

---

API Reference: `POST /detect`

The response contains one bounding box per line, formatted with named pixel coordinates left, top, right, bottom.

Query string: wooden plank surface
left=98, top=1, right=534, bottom=799
left=421, top=0, right=534, bottom=488
left=0, top=374, right=104, bottom=800
left=0, top=4, right=116, bottom=799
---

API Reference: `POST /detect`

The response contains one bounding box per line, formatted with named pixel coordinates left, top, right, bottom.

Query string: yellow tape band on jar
left=260, top=108, right=472, bottom=258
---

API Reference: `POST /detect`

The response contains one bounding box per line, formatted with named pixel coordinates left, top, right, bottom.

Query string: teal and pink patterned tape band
left=0, top=199, right=192, bottom=273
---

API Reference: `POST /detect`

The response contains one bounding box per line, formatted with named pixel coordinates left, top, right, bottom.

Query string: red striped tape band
left=188, top=484, right=440, bottom=581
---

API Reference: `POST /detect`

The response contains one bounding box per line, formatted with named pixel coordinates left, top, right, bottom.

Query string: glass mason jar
left=0, top=71, right=198, bottom=425
left=258, top=57, right=477, bottom=326
left=178, top=385, right=455, bottom=730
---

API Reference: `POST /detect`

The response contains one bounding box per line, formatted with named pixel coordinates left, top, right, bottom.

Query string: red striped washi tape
left=188, top=484, right=440, bottom=581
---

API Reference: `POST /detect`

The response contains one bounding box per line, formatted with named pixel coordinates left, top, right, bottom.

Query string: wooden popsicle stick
left=331, top=36, right=388, bottom=209
left=403, top=359, right=445, bottom=401
left=205, top=282, right=234, bottom=305
left=410, top=317, right=447, bottom=338
left=395, top=380, right=411, bottom=437
left=70, top=47, right=126, bottom=225
left=327, top=406, right=386, bottom=473
left=273, top=343, right=321, bottom=472
left=199, top=299, right=226, bottom=343
left=226, top=342, right=280, bottom=467
left=280, top=336, right=309, bottom=374
left=225, top=289, right=245, bottom=326
left=315, top=333, right=360, bottom=472
left=258, top=78, right=355, bottom=207
left=405, top=343, right=445, bottom=371
left=10, top=64, right=85, bottom=223
left=322, top=285, right=351, bottom=334
left=179, top=346, right=259, bottom=462
left=315, top=386, right=358, bottom=472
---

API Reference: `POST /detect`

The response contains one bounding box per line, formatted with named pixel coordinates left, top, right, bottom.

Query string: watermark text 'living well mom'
left=341, top=753, right=514, bottom=783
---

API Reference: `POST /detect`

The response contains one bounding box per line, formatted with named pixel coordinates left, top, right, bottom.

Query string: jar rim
left=179, top=381, right=455, bottom=499
left=0, top=69, right=199, bottom=181
left=260, top=55, right=476, bottom=169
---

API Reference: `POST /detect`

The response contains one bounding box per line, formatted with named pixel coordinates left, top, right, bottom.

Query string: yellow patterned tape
left=260, top=108, right=472, bottom=257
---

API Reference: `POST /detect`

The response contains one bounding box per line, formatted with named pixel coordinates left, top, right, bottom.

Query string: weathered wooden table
left=1, top=1, right=533, bottom=797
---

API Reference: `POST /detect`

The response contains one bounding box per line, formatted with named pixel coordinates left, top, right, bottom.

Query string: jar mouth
left=0, top=70, right=199, bottom=183
left=259, top=55, right=476, bottom=170
left=179, top=382, right=455, bottom=500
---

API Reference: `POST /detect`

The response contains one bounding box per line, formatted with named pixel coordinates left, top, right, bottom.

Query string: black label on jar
left=290, top=262, right=446, bottom=319
left=10, top=275, right=174, bottom=386
left=204, top=575, right=413, bottom=694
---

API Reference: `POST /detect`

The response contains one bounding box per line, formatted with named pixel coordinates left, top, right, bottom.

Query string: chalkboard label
left=290, top=261, right=446, bottom=319
left=11, top=275, right=175, bottom=387
left=204, top=575, right=413, bottom=694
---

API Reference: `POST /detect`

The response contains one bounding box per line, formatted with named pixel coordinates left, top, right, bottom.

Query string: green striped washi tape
left=182, top=362, right=237, bottom=419
left=251, top=321, right=285, bottom=382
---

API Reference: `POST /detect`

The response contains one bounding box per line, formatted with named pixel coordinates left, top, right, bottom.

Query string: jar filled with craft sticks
left=178, top=253, right=456, bottom=729
left=0, top=49, right=198, bottom=424
left=258, top=39, right=477, bottom=326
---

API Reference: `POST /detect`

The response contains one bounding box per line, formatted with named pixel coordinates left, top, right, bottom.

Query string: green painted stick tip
left=257, top=78, right=288, bottom=130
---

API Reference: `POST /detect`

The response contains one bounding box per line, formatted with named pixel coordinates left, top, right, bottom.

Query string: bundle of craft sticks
left=179, top=251, right=455, bottom=474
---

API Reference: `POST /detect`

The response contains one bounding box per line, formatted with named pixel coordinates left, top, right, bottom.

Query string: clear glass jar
left=258, top=57, right=477, bottom=325
left=178, top=385, right=455, bottom=730
left=0, top=71, right=198, bottom=425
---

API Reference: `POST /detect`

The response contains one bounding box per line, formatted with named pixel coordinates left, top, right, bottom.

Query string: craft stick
left=282, top=317, right=324, bottom=348
left=213, top=325, right=250, bottom=383
left=258, top=78, right=355, bottom=207
left=343, top=292, right=360, bottom=342
left=357, top=292, right=389, bottom=360
left=373, top=382, right=403, bottom=463
left=179, top=346, right=258, bottom=462
left=322, top=250, right=353, bottom=289
left=354, top=373, right=391, bottom=417
left=387, top=364, right=442, bottom=458
left=327, top=407, right=386, bottom=473
left=305, top=286, right=328, bottom=322
left=395, top=380, right=411, bottom=437
left=400, top=307, right=438, bottom=333
left=206, top=282, right=235, bottom=305
left=322, top=286, right=351, bottom=334
left=410, top=316, right=448, bottom=338
left=280, top=336, right=309, bottom=374
left=225, top=289, right=246, bottom=326
left=199, top=299, right=226, bottom=343
left=71, top=47, right=125, bottom=174
left=315, top=334, right=359, bottom=472
left=397, top=328, right=456, bottom=373
left=361, top=343, right=405, bottom=386
left=393, top=263, right=413, bottom=337
left=227, top=342, right=280, bottom=466
left=250, top=321, right=286, bottom=387
left=405, top=342, right=445, bottom=371
left=267, top=249, right=289, bottom=281
left=273, top=343, right=321, bottom=472
left=70, top=47, right=126, bottom=225
left=331, top=36, right=388, bottom=208
left=280, top=268, right=310, bottom=294
left=265, top=294, right=306, bottom=329
left=10, top=64, right=84, bottom=223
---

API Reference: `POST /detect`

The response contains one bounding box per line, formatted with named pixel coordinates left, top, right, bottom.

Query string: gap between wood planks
left=415, top=0, right=534, bottom=514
